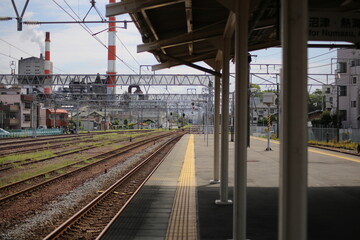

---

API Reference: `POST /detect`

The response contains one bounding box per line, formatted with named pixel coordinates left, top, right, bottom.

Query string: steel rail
left=43, top=133, right=183, bottom=240
left=0, top=129, right=152, bottom=146
left=0, top=130, right=129, bottom=149
left=0, top=132, right=174, bottom=203
left=0, top=132, right=149, bottom=171
left=0, top=144, right=97, bottom=172
left=0, top=138, right=96, bottom=158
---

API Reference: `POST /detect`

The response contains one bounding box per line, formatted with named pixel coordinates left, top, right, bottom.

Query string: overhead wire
left=260, top=48, right=337, bottom=65
left=308, top=56, right=335, bottom=65
left=308, top=62, right=333, bottom=69
left=115, top=33, right=151, bottom=73
left=0, top=52, right=19, bottom=60
left=54, top=0, right=138, bottom=74
left=0, top=38, right=34, bottom=57
left=0, top=38, right=68, bottom=73
left=308, top=49, right=337, bottom=60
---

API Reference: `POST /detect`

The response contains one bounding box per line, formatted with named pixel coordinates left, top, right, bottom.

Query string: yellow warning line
left=308, top=149, right=360, bottom=163
left=251, top=136, right=360, bottom=163
left=166, top=134, right=197, bottom=240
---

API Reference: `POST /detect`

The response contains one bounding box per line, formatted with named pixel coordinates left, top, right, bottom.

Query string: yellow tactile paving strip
left=166, top=134, right=197, bottom=240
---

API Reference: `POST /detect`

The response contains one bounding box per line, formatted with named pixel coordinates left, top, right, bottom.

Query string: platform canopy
left=106, top=0, right=360, bottom=74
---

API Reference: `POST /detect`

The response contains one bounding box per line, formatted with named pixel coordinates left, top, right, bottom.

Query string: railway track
left=0, top=129, right=154, bottom=151
left=43, top=133, right=183, bottom=240
left=0, top=133, right=148, bottom=171
left=0, top=132, right=175, bottom=203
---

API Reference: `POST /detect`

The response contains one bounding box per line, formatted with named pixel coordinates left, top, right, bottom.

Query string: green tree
left=257, top=115, right=277, bottom=126
left=308, top=89, right=323, bottom=112
left=311, top=111, right=340, bottom=127
left=319, top=111, right=332, bottom=125
left=250, top=84, right=261, bottom=91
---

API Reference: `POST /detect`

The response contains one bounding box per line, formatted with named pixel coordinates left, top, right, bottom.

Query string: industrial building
left=18, top=54, right=53, bottom=95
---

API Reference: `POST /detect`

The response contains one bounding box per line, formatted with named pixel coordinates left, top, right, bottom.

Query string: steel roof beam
left=157, top=53, right=222, bottom=77
left=137, top=27, right=224, bottom=53
left=106, top=0, right=184, bottom=17
left=185, top=0, right=194, bottom=56
left=152, top=51, right=218, bottom=71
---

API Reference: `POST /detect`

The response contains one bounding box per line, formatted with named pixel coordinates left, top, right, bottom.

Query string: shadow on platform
left=197, top=185, right=360, bottom=240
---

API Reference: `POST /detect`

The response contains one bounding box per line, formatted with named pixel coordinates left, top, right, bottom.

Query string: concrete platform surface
left=101, top=134, right=360, bottom=240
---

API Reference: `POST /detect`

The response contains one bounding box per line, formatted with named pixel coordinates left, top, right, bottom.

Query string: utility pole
left=31, top=100, right=37, bottom=138
left=76, top=102, right=80, bottom=134
left=263, top=92, right=276, bottom=151
left=266, top=103, right=272, bottom=151
left=336, top=83, right=340, bottom=142
left=276, top=77, right=280, bottom=139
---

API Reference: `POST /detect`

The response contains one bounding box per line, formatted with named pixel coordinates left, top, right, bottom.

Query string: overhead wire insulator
left=0, top=17, right=13, bottom=21
left=23, top=21, right=40, bottom=25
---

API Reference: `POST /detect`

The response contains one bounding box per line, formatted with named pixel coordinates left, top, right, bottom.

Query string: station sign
left=309, top=12, right=360, bottom=43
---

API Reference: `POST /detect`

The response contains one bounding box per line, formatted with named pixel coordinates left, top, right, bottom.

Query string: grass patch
left=308, top=140, right=358, bottom=151
left=0, top=158, right=79, bottom=188
left=0, top=150, right=55, bottom=164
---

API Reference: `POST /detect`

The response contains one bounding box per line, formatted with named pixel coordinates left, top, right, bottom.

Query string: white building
left=336, top=49, right=360, bottom=128
left=321, top=85, right=336, bottom=112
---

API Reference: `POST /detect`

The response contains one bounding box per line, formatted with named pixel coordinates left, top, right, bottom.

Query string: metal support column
left=234, top=0, right=249, bottom=239
left=76, top=102, right=80, bottom=134
left=216, top=38, right=231, bottom=205
left=31, top=101, right=37, bottom=138
left=210, top=62, right=221, bottom=184
left=280, top=0, right=308, bottom=239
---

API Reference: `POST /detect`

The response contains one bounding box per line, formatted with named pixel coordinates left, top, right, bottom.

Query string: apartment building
left=0, top=87, right=32, bottom=129
left=336, top=49, right=360, bottom=128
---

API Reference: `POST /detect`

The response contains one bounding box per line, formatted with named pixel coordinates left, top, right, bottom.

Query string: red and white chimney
left=44, top=32, right=52, bottom=95
left=106, top=0, right=117, bottom=95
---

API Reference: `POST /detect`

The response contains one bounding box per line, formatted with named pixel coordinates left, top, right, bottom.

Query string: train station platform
left=100, top=134, right=360, bottom=240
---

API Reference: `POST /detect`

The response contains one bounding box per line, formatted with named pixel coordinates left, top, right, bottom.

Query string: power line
left=260, top=50, right=281, bottom=59
left=308, top=49, right=337, bottom=60
left=115, top=34, right=141, bottom=67
left=53, top=0, right=138, bottom=74
left=115, top=34, right=153, bottom=74
left=308, top=56, right=333, bottom=65
left=308, top=62, right=333, bottom=69
left=63, top=0, right=138, bottom=73
left=0, top=38, right=34, bottom=57
left=0, top=52, right=19, bottom=60
left=0, top=38, right=68, bottom=73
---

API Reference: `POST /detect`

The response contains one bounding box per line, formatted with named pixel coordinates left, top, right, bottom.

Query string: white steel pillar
left=211, top=61, right=221, bottom=184
left=234, top=0, right=249, bottom=239
left=280, top=0, right=308, bottom=239
left=216, top=37, right=232, bottom=205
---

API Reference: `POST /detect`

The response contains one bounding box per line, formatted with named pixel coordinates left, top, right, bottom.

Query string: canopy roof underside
left=106, top=0, right=360, bottom=72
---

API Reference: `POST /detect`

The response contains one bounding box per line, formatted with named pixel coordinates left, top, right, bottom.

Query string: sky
left=0, top=0, right=340, bottom=93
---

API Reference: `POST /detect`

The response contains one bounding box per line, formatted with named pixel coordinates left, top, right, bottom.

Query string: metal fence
left=178, top=125, right=360, bottom=143
left=0, top=129, right=64, bottom=139
left=308, top=127, right=360, bottom=143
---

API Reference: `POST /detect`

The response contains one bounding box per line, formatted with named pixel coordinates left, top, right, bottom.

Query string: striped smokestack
left=44, top=32, right=52, bottom=95
left=106, top=0, right=117, bottom=95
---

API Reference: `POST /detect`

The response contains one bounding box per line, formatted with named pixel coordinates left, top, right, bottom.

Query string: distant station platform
left=100, top=134, right=360, bottom=240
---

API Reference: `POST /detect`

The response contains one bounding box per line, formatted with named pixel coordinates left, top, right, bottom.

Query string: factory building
left=18, top=53, right=53, bottom=95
